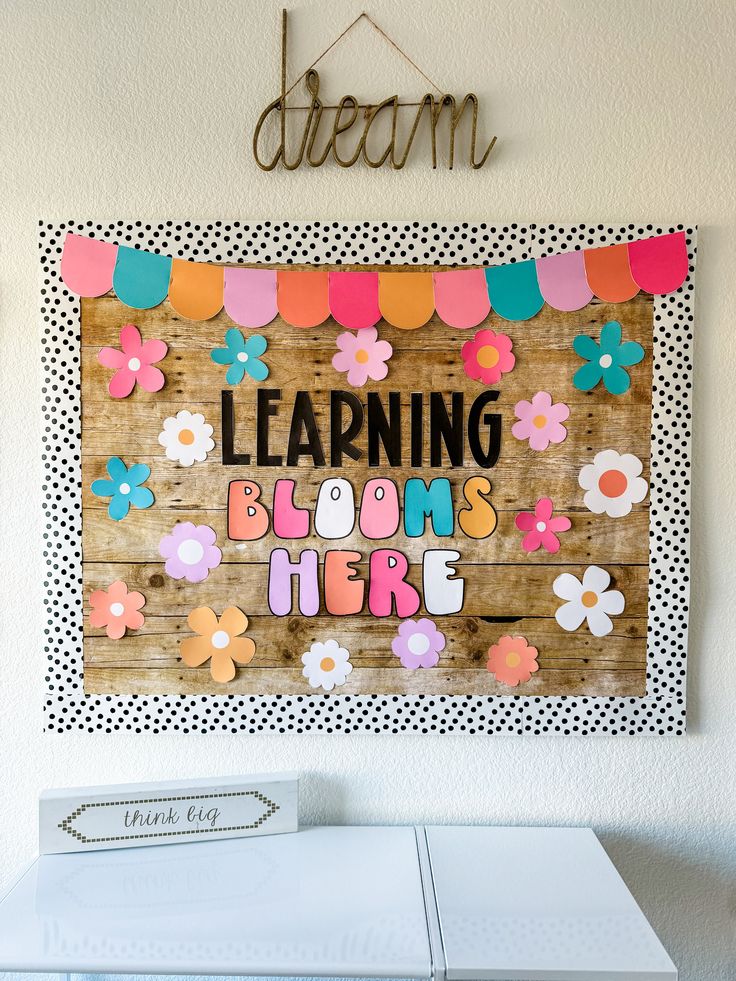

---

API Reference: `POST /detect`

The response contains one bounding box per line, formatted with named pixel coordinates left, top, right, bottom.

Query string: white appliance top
left=0, top=825, right=431, bottom=978
left=425, top=825, right=677, bottom=981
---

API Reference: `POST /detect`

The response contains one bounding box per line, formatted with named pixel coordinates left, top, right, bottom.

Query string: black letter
left=257, top=389, right=283, bottom=466
left=221, top=391, right=250, bottom=465
left=430, top=392, right=464, bottom=467
left=287, top=391, right=325, bottom=466
left=330, top=390, right=364, bottom=466
left=410, top=392, right=423, bottom=467
left=367, top=392, right=402, bottom=467
left=468, top=391, right=501, bottom=468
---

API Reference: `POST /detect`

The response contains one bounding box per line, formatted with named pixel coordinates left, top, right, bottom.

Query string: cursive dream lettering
left=253, top=69, right=496, bottom=172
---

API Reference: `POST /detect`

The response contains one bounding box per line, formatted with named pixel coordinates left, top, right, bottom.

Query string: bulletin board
left=42, top=221, right=695, bottom=734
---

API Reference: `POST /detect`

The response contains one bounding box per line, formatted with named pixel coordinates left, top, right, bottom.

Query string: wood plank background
left=81, top=276, right=653, bottom=697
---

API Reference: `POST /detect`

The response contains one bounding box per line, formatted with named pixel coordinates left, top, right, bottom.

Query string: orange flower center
left=355, top=349, right=370, bottom=364
left=598, top=468, right=628, bottom=498
left=178, top=428, right=195, bottom=445
left=476, top=344, right=500, bottom=369
left=581, top=591, right=598, bottom=608
left=320, top=656, right=336, bottom=672
left=532, top=414, right=547, bottom=428
left=505, top=651, right=521, bottom=668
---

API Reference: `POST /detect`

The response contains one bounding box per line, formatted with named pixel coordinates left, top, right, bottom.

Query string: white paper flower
left=158, top=410, right=214, bottom=467
left=301, top=639, right=353, bottom=691
left=578, top=449, right=648, bottom=517
left=553, top=565, right=625, bottom=637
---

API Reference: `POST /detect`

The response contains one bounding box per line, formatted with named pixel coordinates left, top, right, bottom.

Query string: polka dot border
left=39, top=221, right=694, bottom=734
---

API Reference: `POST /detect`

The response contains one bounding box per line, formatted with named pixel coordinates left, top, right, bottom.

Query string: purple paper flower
left=391, top=618, right=446, bottom=670
left=159, top=522, right=222, bottom=583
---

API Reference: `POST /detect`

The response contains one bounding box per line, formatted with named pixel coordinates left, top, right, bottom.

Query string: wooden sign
left=40, top=773, right=298, bottom=854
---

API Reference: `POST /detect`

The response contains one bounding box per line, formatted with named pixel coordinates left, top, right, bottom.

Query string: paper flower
left=391, top=618, right=446, bottom=669
left=553, top=565, right=624, bottom=637
left=158, top=410, right=214, bottom=467
left=301, top=639, right=353, bottom=691
left=332, top=327, right=392, bottom=386
left=97, top=323, right=167, bottom=398
left=91, top=456, right=154, bottom=521
left=515, top=498, right=571, bottom=553
left=88, top=580, right=145, bottom=639
left=511, top=391, right=569, bottom=450
left=180, top=606, right=255, bottom=683
left=461, top=328, right=515, bottom=385
left=211, top=328, right=269, bottom=384
left=486, top=635, right=539, bottom=686
left=159, top=522, right=222, bottom=583
left=573, top=320, right=645, bottom=395
left=578, top=449, right=648, bottom=517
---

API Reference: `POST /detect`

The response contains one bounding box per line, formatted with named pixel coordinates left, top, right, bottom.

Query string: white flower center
left=237, top=352, right=249, bottom=363
left=177, top=539, right=205, bottom=565
left=598, top=354, right=613, bottom=368
left=211, top=630, right=230, bottom=649
left=536, top=521, right=547, bottom=532
left=109, top=602, right=125, bottom=617
left=127, top=357, right=141, bottom=371
left=118, top=482, right=131, bottom=494
left=407, top=633, right=430, bottom=655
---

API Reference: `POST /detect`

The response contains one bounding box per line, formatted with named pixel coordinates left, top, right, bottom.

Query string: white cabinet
left=0, top=826, right=676, bottom=980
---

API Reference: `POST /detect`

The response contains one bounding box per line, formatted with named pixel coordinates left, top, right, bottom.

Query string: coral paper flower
left=91, top=456, right=154, bottom=521
left=211, top=328, right=269, bottom=384
left=573, top=320, right=645, bottom=395
left=391, top=618, right=446, bottom=669
left=180, top=606, right=256, bottom=683
left=301, top=639, right=353, bottom=691
left=461, top=328, right=515, bottom=385
left=487, top=635, right=539, bottom=687
left=512, top=391, right=569, bottom=450
left=158, top=410, right=214, bottom=467
left=89, top=580, right=145, bottom=639
left=97, top=324, right=168, bottom=398
left=515, top=498, right=571, bottom=553
left=553, top=565, right=625, bottom=637
left=159, top=522, right=222, bottom=583
left=578, top=449, right=648, bottom=518
left=332, top=327, right=392, bottom=386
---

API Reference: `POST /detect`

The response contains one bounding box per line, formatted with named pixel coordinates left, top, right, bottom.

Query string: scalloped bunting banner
left=60, top=230, right=688, bottom=329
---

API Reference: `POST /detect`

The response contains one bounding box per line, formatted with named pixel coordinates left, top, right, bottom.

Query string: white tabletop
left=425, top=826, right=677, bottom=981
left=0, top=825, right=431, bottom=978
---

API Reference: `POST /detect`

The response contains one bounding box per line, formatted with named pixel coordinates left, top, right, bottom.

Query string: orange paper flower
left=89, top=580, right=145, bottom=639
left=180, top=606, right=256, bottom=683
left=486, top=635, right=539, bottom=687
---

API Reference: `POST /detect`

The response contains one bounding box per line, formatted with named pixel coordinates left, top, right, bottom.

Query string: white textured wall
left=0, top=1, right=734, bottom=978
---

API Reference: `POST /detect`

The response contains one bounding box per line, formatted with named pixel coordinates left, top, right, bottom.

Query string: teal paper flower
left=572, top=320, right=644, bottom=395
left=211, top=329, right=269, bottom=384
left=91, top=457, right=154, bottom=521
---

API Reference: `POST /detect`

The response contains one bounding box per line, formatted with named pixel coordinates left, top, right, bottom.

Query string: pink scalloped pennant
left=536, top=250, right=593, bottom=311
left=328, top=271, right=381, bottom=330
left=60, top=233, right=117, bottom=297
left=224, top=267, right=278, bottom=328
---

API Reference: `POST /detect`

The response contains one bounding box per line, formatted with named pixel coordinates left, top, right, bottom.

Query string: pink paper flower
left=512, top=391, right=569, bottom=450
left=461, top=328, right=515, bottom=384
left=515, top=497, right=572, bottom=553
left=98, top=323, right=168, bottom=398
left=332, top=327, right=392, bottom=386
left=88, top=579, right=145, bottom=639
left=391, top=618, right=446, bottom=669
left=487, top=635, right=539, bottom=687
left=159, top=522, right=222, bottom=583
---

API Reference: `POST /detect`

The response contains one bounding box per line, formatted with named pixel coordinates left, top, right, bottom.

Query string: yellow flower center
left=532, top=414, right=547, bottom=428
left=581, top=591, right=598, bottom=608
left=320, top=656, right=336, bottom=672
left=178, top=428, right=195, bottom=445
left=505, top=651, right=521, bottom=668
left=476, top=345, right=499, bottom=369
left=355, top=349, right=370, bottom=364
